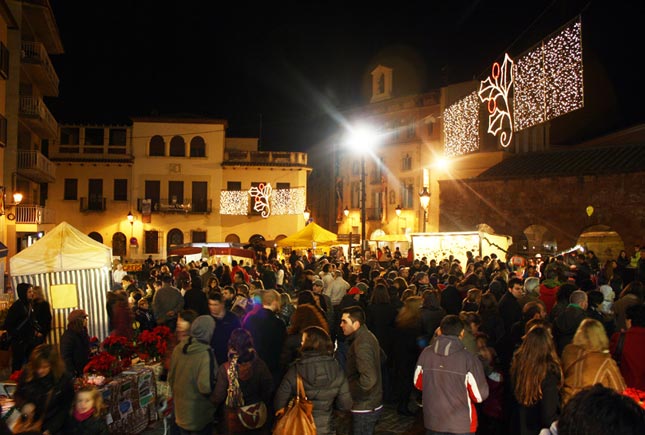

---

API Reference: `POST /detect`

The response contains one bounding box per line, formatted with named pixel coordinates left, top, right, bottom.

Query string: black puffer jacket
left=274, top=352, right=352, bottom=435
left=64, top=414, right=109, bottom=435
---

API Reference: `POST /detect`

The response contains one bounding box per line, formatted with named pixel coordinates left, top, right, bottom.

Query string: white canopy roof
left=10, top=221, right=112, bottom=276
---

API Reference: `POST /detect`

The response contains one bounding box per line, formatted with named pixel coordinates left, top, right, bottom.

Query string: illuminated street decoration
left=249, top=183, right=273, bottom=218
left=220, top=186, right=306, bottom=217
left=443, top=92, right=480, bottom=156
left=220, top=190, right=249, bottom=215
left=514, top=18, right=583, bottom=131
left=479, top=53, right=514, bottom=147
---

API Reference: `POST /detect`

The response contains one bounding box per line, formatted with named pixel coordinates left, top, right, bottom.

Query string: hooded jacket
left=168, top=336, right=217, bottom=431
left=4, top=284, right=34, bottom=343
left=414, top=335, right=489, bottom=433
left=274, top=352, right=352, bottom=435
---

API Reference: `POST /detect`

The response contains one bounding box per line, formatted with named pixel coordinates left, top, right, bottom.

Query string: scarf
left=225, top=354, right=244, bottom=408
left=73, top=408, right=95, bottom=422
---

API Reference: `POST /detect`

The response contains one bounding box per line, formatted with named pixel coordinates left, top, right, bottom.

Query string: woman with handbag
left=12, top=344, right=74, bottom=435
left=274, top=326, right=352, bottom=435
left=211, top=328, right=273, bottom=434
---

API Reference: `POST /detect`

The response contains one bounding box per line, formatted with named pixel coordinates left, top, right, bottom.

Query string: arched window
left=169, top=136, right=186, bottom=157
left=112, top=232, right=127, bottom=257
left=225, top=234, right=240, bottom=243
left=149, top=135, right=165, bottom=156
left=167, top=228, right=184, bottom=254
left=88, top=232, right=103, bottom=243
left=190, top=136, right=206, bottom=157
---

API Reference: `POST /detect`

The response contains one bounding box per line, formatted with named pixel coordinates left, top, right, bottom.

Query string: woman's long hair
left=301, top=326, right=333, bottom=356
left=24, top=344, right=65, bottom=383
left=288, top=303, right=328, bottom=335
left=511, top=326, right=562, bottom=406
left=396, top=295, right=422, bottom=329
left=572, top=318, right=609, bottom=352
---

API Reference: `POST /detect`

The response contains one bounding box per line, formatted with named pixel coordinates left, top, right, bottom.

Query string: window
left=350, top=181, right=360, bottom=208
left=88, top=179, right=104, bottom=210
left=227, top=181, right=242, bottom=191
left=114, top=179, right=128, bottom=201
left=60, top=127, right=80, bottom=145
left=168, top=181, right=184, bottom=205
left=145, top=180, right=161, bottom=211
left=0, top=42, right=8, bottom=79
left=276, top=183, right=290, bottom=190
left=149, top=135, right=165, bottom=156
left=88, top=232, right=103, bottom=243
left=145, top=230, right=159, bottom=254
left=407, top=121, right=416, bottom=139
left=192, top=231, right=207, bottom=243
left=192, top=181, right=208, bottom=213
left=401, top=154, right=412, bottom=171
left=112, top=232, right=127, bottom=257
left=64, top=179, right=77, bottom=200
left=84, top=128, right=104, bottom=145
left=190, top=136, right=206, bottom=157
left=109, top=129, right=127, bottom=154
left=0, top=114, right=6, bottom=147
left=169, top=136, right=185, bottom=157
left=401, top=181, right=414, bottom=208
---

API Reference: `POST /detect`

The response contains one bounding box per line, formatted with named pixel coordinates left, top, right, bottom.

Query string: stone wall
left=439, top=172, right=645, bottom=258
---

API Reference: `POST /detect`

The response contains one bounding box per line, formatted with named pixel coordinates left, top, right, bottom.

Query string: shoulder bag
left=273, top=370, right=316, bottom=435
left=225, top=356, right=267, bottom=431
left=10, top=389, right=53, bottom=434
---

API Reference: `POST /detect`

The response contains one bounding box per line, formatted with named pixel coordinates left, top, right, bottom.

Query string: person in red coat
left=610, top=304, right=645, bottom=389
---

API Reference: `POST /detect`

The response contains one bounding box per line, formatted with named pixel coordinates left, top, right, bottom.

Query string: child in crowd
left=134, top=298, right=156, bottom=332
left=65, top=386, right=109, bottom=435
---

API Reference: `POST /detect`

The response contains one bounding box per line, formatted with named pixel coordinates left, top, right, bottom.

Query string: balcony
left=80, top=197, right=107, bottom=212
left=14, top=205, right=55, bottom=224
left=222, top=150, right=308, bottom=167
left=22, top=1, right=64, bottom=55
left=17, top=150, right=56, bottom=183
left=21, top=41, right=60, bottom=96
left=19, top=96, right=57, bottom=138
left=137, top=198, right=212, bottom=214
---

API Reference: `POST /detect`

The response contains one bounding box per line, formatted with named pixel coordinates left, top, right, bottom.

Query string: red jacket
left=539, top=281, right=560, bottom=313
left=610, top=326, right=645, bottom=390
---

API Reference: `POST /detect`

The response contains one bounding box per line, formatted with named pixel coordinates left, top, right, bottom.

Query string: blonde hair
left=75, top=386, right=105, bottom=417
left=572, top=318, right=609, bottom=352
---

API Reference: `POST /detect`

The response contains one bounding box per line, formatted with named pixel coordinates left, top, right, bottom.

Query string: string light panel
left=443, top=92, right=480, bottom=157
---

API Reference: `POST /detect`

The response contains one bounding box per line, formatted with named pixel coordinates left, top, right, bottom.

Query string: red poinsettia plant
left=102, top=333, right=135, bottom=358
left=84, top=351, right=132, bottom=378
left=623, top=388, right=645, bottom=409
left=136, top=326, right=171, bottom=361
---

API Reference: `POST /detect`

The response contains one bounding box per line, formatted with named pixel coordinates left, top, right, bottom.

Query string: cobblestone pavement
left=140, top=404, right=426, bottom=435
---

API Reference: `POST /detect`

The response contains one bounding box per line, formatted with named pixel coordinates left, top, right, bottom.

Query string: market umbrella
left=276, top=222, right=338, bottom=249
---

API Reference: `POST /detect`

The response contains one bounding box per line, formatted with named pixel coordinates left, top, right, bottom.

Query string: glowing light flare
left=443, top=92, right=480, bottom=157
left=479, top=53, right=514, bottom=147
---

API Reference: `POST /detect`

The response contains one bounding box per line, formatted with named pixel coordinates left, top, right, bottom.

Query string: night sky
left=47, top=0, right=644, bottom=151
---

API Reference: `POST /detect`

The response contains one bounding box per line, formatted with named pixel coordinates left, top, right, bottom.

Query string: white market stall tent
left=10, top=221, right=111, bottom=345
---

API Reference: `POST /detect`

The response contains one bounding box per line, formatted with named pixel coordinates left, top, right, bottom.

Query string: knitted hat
left=190, top=315, right=215, bottom=343
left=68, top=309, right=88, bottom=323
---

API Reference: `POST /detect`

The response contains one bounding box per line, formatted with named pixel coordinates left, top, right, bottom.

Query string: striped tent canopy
left=10, top=222, right=111, bottom=345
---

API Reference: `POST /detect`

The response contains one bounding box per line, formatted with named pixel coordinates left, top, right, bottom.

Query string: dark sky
left=47, top=1, right=644, bottom=151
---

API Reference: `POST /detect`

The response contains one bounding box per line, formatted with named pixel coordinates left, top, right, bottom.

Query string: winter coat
left=212, top=355, right=273, bottom=408
left=553, top=305, right=587, bottom=354
left=14, top=371, right=75, bottom=435
left=64, top=414, right=109, bottom=435
left=419, top=305, right=446, bottom=340
left=210, top=311, right=241, bottom=366
left=414, top=335, right=489, bottom=433
left=440, top=285, right=462, bottom=315
left=539, top=281, right=560, bottom=313
left=168, top=337, right=217, bottom=431
left=498, top=292, right=522, bottom=335
left=561, top=344, right=625, bottom=406
left=243, top=307, right=287, bottom=377
left=59, top=328, right=90, bottom=377
left=274, top=352, right=352, bottom=435
left=4, top=287, right=34, bottom=345
left=610, top=326, right=645, bottom=389
left=183, top=288, right=209, bottom=316
left=365, top=302, right=397, bottom=360
left=345, top=325, right=383, bottom=411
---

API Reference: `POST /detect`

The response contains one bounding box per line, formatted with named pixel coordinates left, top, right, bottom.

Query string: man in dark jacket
left=207, top=291, right=241, bottom=365
left=554, top=290, right=588, bottom=354
left=4, top=283, right=36, bottom=371
left=498, top=277, right=524, bottom=335
left=414, top=315, right=489, bottom=434
left=341, top=305, right=383, bottom=435
left=243, top=289, right=286, bottom=385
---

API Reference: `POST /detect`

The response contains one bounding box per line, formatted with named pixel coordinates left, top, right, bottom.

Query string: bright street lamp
left=346, top=125, right=379, bottom=256
left=419, top=187, right=431, bottom=232
left=343, top=206, right=349, bottom=217
left=303, top=207, right=311, bottom=222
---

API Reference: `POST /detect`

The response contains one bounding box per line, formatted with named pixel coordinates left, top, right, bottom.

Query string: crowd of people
left=2, top=244, right=645, bottom=435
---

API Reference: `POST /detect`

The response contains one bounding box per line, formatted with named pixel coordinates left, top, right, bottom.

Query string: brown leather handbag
left=273, top=372, right=316, bottom=435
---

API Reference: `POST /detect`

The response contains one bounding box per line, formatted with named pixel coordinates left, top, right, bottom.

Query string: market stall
left=9, top=221, right=112, bottom=345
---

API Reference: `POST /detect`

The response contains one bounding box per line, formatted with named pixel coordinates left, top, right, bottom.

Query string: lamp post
left=419, top=187, right=431, bottom=232
left=346, top=125, right=379, bottom=257
left=395, top=204, right=401, bottom=234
